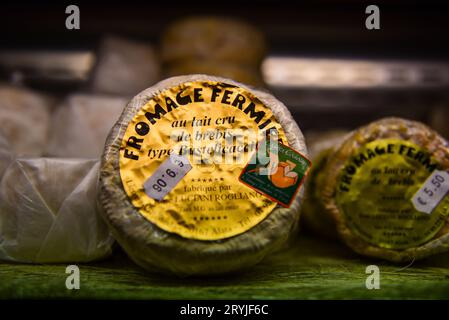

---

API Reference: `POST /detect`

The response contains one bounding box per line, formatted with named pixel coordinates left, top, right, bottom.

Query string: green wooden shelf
left=1, top=235, right=449, bottom=300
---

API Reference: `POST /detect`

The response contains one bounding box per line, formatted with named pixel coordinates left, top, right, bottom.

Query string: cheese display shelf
left=2, top=235, right=449, bottom=300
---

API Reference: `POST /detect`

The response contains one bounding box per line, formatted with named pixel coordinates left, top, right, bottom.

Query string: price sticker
left=143, top=154, right=192, bottom=201
left=412, top=170, right=449, bottom=214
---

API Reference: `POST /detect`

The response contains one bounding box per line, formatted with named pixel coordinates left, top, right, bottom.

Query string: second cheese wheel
left=322, top=118, right=449, bottom=262
left=99, top=75, right=307, bottom=276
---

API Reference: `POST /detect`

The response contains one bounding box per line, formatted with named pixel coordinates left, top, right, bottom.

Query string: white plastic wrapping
left=90, top=36, right=160, bottom=96
left=0, top=85, right=52, bottom=157
left=47, top=94, right=127, bottom=158
left=0, top=158, right=114, bottom=263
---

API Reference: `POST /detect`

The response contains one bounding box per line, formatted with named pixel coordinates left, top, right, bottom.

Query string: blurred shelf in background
left=0, top=1, right=448, bottom=132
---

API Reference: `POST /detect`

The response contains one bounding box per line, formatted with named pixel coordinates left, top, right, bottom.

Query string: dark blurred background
left=0, top=0, right=448, bottom=140
left=1, top=1, right=448, bottom=57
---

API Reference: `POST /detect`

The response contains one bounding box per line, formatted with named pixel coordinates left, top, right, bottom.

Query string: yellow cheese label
left=119, top=81, right=287, bottom=240
left=336, top=139, right=449, bottom=249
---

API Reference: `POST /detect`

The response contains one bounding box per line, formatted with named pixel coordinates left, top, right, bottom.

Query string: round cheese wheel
left=322, top=117, right=449, bottom=262
left=0, top=158, right=114, bottom=263
left=161, top=17, right=266, bottom=67
left=100, top=75, right=307, bottom=276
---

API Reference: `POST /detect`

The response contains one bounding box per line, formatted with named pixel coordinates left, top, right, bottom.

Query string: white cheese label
left=144, top=154, right=192, bottom=201
left=412, top=170, right=449, bottom=214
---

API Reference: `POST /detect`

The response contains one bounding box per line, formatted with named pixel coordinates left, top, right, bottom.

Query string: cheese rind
left=99, top=75, right=307, bottom=276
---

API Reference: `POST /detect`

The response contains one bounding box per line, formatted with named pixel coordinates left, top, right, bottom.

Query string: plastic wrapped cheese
left=47, top=94, right=127, bottom=158
left=301, top=130, right=348, bottom=239
left=100, top=75, right=308, bottom=276
left=322, top=118, right=449, bottom=262
left=90, top=36, right=160, bottom=96
left=0, top=158, right=114, bottom=263
left=0, top=85, right=52, bottom=157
